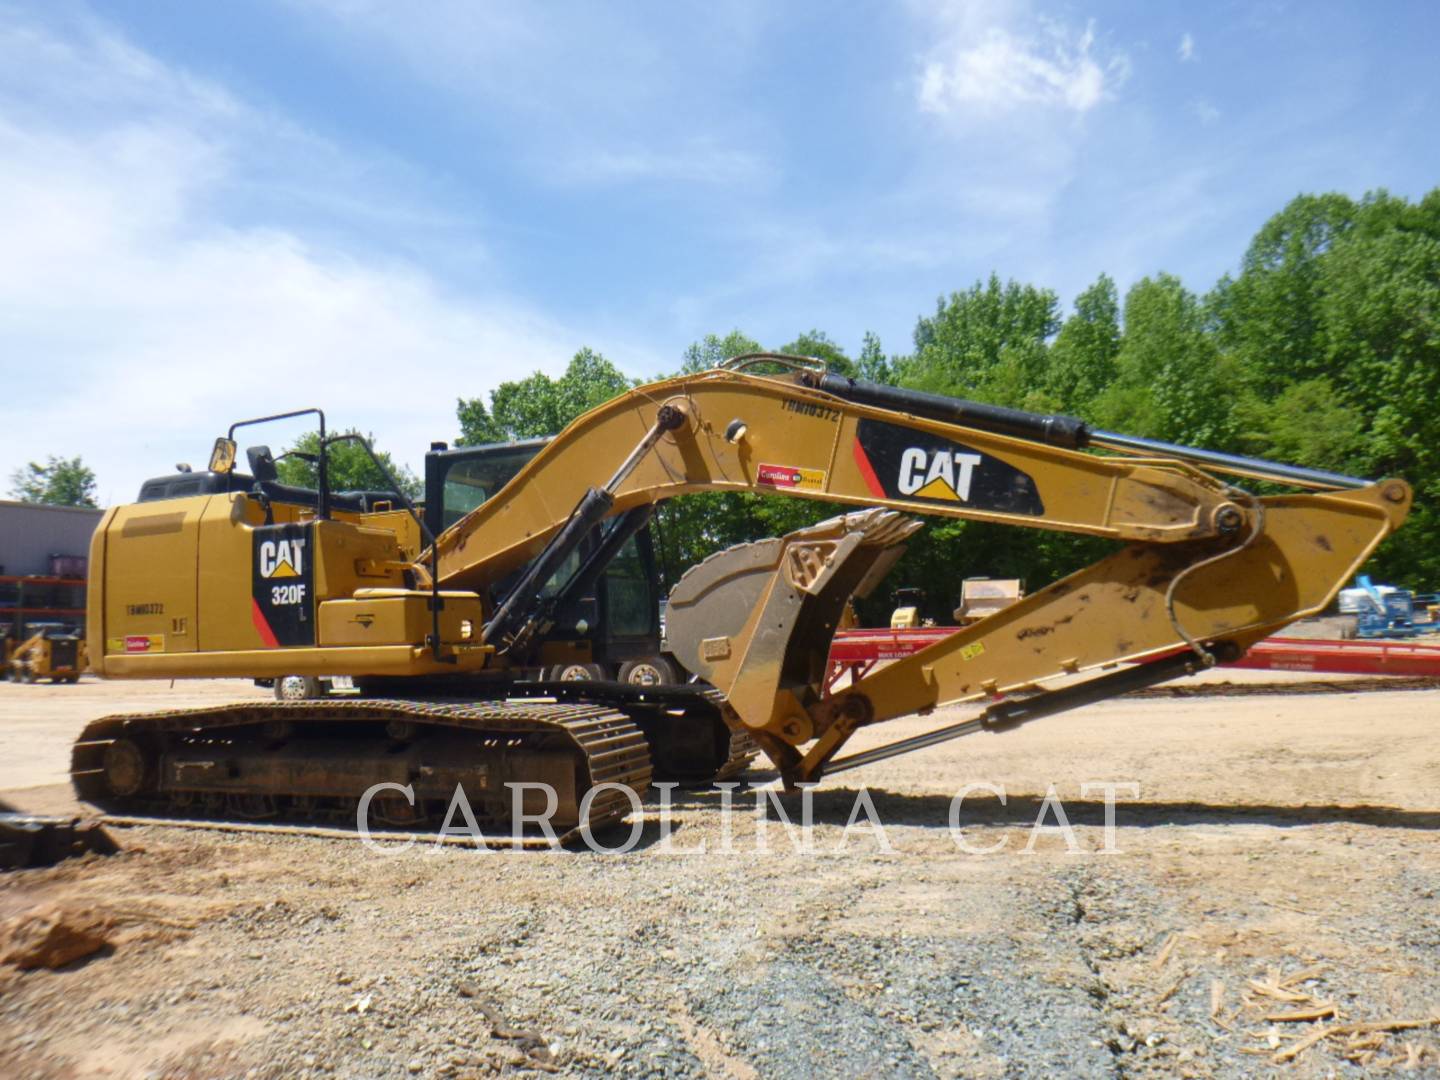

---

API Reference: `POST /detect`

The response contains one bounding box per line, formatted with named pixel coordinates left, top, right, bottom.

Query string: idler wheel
left=103, top=738, right=150, bottom=797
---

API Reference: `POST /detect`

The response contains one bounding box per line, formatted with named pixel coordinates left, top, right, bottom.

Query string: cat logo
left=851, top=418, right=1045, bottom=516
left=252, top=524, right=316, bottom=648
left=258, top=537, right=306, bottom=579
left=896, top=448, right=984, bottom=502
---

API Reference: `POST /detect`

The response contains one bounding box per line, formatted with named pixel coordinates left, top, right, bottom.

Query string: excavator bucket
left=666, top=510, right=921, bottom=740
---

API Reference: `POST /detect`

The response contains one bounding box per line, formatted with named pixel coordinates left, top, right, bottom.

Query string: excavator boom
left=433, top=366, right=1257, bottom=590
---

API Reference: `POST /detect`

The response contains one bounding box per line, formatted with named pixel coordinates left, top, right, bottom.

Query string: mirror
left=209, top=437, right=237, bottom=474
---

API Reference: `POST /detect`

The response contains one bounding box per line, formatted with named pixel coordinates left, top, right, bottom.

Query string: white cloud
left=1191, top=99, right=1221, bottom=126
left=0, top=13, right=606, bottom=505
left=917, top=16, right=1129, bottom=117
left=1179, top=32, right=1195, bottom=62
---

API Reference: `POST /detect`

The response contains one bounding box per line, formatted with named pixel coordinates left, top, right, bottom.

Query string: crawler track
left=71, top=699, right=652, bottom=845
left=360, top=679, right=764, bottom=783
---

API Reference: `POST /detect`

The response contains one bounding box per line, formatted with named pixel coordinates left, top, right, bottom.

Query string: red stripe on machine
left=852, top=438, right=885, bottom=498
left=251, top=598, right=279, bottom=649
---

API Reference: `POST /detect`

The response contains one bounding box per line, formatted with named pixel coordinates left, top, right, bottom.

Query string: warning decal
left=107, top=634, right=165, bottom=654
left=756, top=463, right=826, bottom=493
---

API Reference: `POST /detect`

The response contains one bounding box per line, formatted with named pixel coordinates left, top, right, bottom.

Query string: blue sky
left=2, top=1, right=1437, bottom=503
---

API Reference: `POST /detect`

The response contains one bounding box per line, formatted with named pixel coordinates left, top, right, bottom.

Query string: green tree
left=680, top=330, right=762, bottom=373
left=460, top=185, right=1440, bottom=607
left=1093, top=273, right=1238, bottom=446
left=898, top=274, right=1061, bottom=411
left=1317, top=191, right=1440, bottom=474
left=275, top=430, right=421, bottom=498
left=779, top=330, right=856, bottom=377
left=856, top=331, right=894, bottom=384
left=1212, top=192, right=1358, bottom=393
left=1313, top=190, right=1440, bottom=583
left=1234, top=378, right=1365, bottom=474
left=457, top=347, right=635, bottom=444
left=1205, top=188, right=1440, bottom=582
left=8, top=456, right=97, bottom=507
left=1046, top=274, right=1120, bottom=413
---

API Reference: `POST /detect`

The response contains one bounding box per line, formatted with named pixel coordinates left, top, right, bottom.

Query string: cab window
left=604, top=535, right=654, bottom=638
left=439, top=448, right=540, bottom=531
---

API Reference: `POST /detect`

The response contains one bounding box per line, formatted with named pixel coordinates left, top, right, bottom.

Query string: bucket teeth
left=666, top=510, right=920, bottom=730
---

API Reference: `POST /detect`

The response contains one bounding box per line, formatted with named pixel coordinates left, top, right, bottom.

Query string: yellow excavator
left=71, top=355, right=1410, bottom=839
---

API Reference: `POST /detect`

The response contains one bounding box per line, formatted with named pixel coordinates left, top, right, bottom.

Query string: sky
left=1, top=1, right=1437, bottom=504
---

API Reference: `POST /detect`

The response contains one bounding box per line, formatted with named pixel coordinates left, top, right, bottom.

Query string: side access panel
left=99, top=497, right=205, bottom=663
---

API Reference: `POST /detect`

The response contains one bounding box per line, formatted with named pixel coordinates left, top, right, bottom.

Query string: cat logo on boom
left=258, top=537, right=306, bottom=579
left=896, top=448, right=984, bottom=502
left=852, top=418, right=1045, bottom=516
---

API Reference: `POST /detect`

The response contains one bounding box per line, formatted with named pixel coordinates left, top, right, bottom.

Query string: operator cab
left=136, top=469, right=250, bottom=502
left=137, top=448, right=398, bottom=514
left=425, top=440, right=663, bottom=675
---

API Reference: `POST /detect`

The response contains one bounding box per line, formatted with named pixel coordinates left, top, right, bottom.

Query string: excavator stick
left=668, top=480, right=1410, bottom=785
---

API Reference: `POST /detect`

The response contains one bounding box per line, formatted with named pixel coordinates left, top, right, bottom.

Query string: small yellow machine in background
left=6, top=629, right=86, bottom=684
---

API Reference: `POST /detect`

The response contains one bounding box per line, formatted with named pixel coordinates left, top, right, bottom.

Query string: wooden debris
left=1263, top=1002, right=1337, bottom=1023
left=1208, top=980, right=1224, bottom=1021
left=1271, top=1016, right=1440, bottom=1064
left=1153, top=933, right=1178, bottom=970
left=1346, top=1032, right=1385, bottom=1051
left=1246, top=978, right=1310, bottom=1003
left=1155, top=971, right=1187, bottom=1007
left=1335, top=1018, right=1439, bottom=1036
left=1277, top=963, right=1325, bottom=988
left=1273, top=1025, right=1337, bottom=1063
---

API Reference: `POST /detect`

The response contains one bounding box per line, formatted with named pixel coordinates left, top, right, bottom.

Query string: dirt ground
left=0, top=675, right=1437, bottom=1078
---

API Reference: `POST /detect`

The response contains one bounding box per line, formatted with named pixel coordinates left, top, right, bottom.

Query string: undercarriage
left=70, top=684, right=757, bottom=844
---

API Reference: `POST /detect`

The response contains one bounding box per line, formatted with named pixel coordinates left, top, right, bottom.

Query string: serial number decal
left=126, top=602, right=165, bottom=616
left=782, top=398, right=841, bottom=423
left=756, top=463, right=826, bottom=492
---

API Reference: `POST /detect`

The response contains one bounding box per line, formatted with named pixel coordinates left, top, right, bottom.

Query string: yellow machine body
left=88, top=493, right=490, bottom=680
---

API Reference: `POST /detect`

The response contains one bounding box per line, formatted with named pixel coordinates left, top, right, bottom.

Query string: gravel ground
left=0, top=678, right=1438, bottom=1078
